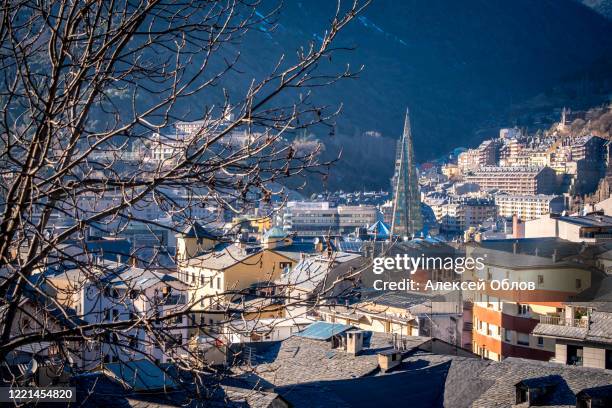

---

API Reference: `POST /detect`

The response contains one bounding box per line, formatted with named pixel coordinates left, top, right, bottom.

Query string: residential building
left=464, top=238, right=597, bottom=362
left=281, top=201, right=377, bottom=237
left=524, top=213, right=612, bottom=242
left=318, top=291, right=463, bottom=345
left=534, top=302, right=612, bottom=369
left=466, top=166, right=559, bottom=195
left=495, top=194, right=566, bottom=221
left=223, top=317, right=313, bottom=344
left=457, top=149, right=480, bottom=173
left=47, top=261, right=190, bottom=366
left=278, top=251, right=365, bottom=317
left=176, top=229, right=301, bottom=327
left=427, top=197, right=496, bottom=232
left=457, top=140, right=499, bottom=173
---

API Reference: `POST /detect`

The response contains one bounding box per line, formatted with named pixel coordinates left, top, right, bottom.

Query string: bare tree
left=0, top=0, right=370, bottom=402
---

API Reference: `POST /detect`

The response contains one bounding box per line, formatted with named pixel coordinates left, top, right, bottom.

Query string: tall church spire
left=390, top=108, right=423, bottom=238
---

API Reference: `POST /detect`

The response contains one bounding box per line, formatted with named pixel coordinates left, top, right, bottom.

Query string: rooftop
left=238, top=326, right=429, bottom=387
left=556, top=214, right=612, bottom=228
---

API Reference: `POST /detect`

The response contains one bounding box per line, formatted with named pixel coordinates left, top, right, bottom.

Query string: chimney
left=378, top=349, right=403, bottom=372
left=512, top=214, right=524, bottom=238
left=346, top=330, right=364, bottom=355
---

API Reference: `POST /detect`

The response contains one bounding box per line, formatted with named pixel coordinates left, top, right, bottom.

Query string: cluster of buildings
left=6, top=106, right=612, bottom=406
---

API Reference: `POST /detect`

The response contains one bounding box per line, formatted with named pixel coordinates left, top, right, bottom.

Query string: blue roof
left=368, top=221, right=390, bottom=238
left=264, top=226, right=288, bottom=239
left=296, top=321, right=353, bottom=340
left=104, top=360, right=177, bottom=391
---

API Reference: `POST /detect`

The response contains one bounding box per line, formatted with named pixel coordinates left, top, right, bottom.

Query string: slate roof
left=534, top=311, right=612, bottom=345
left=126, top=386, right=282, bottom=408
left=104, top=360, right=177, bottom=392
left=467, top=238, right=607, bottom=269
left=557, top=214, right=612, bottom=228
left=394, top=353, right=612, bottom=408
left=178, top=222, right=219, bottom=239
left=185, top=244, right=264, bottom=271
left=471, top=357, right=612, bottom=407
left=71, top=372, right=282, bottom=408
left=532, top=323, right=588, bottom=340
left=274, top=364, right=448, bottom=408
left=242, top=332, right=429, bottom=387
left=279, top=252, right=363, bottom=293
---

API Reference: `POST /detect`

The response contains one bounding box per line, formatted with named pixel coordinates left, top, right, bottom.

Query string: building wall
left=182, top=250, right=297, bottom=309
left=554, top=340, right=611, bottom=369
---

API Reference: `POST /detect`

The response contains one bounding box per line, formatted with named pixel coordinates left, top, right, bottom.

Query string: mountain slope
left=176, top=0, right=612, bottom=191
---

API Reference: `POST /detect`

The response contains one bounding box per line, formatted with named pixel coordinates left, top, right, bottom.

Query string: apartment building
left=464, top=238, right=594, bottom=362
left=457, top=140, right=498, bottom=173
left=427, top=197, right=496, bottom=232
left=47, top=261, right=190, bottom=366
left=524, top=213, right=612, bottom=242
left=318, top=291, right=462, bottom=345
left=533, top=299, right=612, bottom=370
left=281, top=201, right=377, bottom=236
left=466, top=166, right=559, bottom=195
left=176, top=230, right=300, bottom=328
left=495, top=194, right=565, bottom=221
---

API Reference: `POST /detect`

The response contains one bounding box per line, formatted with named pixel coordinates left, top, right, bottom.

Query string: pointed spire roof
left=390, top=107, right=423, bottom=238
left=403, top=107, right=412, bottom=142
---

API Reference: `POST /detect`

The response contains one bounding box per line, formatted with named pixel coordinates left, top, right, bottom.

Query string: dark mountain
left=173, top=0, right=612, bottom=192
left=581, top=0, right=612, bottom=19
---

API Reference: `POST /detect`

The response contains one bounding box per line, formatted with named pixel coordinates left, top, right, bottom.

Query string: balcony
left=539, top=315, right=588, bottom=328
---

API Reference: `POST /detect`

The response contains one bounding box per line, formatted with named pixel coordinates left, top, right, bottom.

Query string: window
left=504, top=329, right=512, bottom=342
left=537, top=275, right=544, bottom=285
left=576, top=279, right=582, bottom=289
left=517, top=332, right=530, bottom=346
left=517, top=304, right=529, bottom=316
left=216, top=277, right=222, bottom=290
left=537, top=336, right=544, bottom=347
left=112, top=309, right=119, bottom=321
left=279, top=262, right=292, bottom=270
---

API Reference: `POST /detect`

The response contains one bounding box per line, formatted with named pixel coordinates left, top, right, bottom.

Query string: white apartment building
left=48, top=262, right=190, bottom=367
left=281, top=201, right=378, bottom=236
left=495, top=194, right=565, bottom=221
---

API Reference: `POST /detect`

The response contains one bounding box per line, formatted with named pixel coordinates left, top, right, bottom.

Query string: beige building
left=533, top=299, right=612, bottom=370
left=495, top=194, right=565, bottom=221
left=466, top=166, right=559, bottom=195
left=318, top=291, right=462, bottom=345
left=176, top=226, right=300, bottom=325
left=465, top=239, right=594, bottom=362
left=524, top=213, right=612, bottom=243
